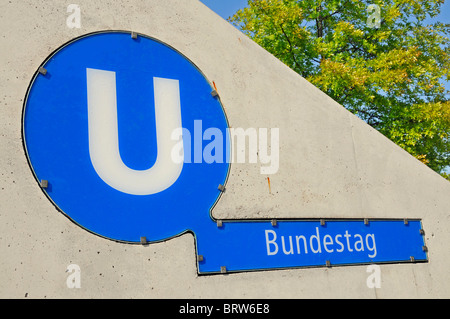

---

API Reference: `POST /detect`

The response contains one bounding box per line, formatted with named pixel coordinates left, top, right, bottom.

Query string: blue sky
left=199, top=0, right=450, bottom=23
left=199, top=0, right=249, bottom=20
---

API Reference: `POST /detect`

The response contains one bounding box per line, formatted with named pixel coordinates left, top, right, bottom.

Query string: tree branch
left=279, top=24, right=300, bottom=68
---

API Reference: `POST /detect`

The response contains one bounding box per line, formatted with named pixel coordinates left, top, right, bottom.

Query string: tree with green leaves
left=230, top=0, right=450, bottom=179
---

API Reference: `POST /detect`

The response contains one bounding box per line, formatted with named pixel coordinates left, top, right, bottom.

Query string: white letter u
left=86, top=68, right=184, bottom=195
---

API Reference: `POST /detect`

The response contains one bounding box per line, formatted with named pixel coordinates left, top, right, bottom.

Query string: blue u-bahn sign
left=23, top=31, right=427, bottom=274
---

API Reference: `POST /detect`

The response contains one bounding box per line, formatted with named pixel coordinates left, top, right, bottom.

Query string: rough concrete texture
left=0, top=0, right=449, bottom=298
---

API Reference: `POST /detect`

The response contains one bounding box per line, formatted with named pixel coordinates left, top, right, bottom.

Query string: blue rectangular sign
left=195, top=219, right=427, bottom=274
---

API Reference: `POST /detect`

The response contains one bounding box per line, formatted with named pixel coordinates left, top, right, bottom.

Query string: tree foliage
left=230, top=0, right=450, bottom=179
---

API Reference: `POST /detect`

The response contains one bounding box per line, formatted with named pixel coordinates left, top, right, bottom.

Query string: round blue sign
left=23, top=31, right=230, bottom=243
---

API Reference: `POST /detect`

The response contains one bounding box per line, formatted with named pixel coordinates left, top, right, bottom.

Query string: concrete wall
left=1, top=0, right=449, bottom=298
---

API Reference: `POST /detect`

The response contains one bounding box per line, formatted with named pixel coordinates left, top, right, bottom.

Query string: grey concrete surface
left=0, top=0, right=449, bottom=298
